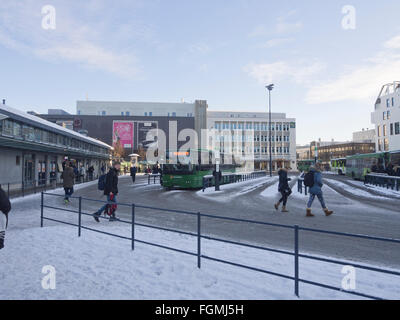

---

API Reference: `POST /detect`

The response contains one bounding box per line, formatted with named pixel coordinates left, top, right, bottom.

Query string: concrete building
left=296, top=145, right=311, bottom=160
left=207, top=111, right=296, bottom=171
left=371, top=81, right=400, bottom=152
left=353, top=128, right=375, bottom=143
left=76, top=100, right=205, bottom=118
left=0, top=103, right=111, bottom=189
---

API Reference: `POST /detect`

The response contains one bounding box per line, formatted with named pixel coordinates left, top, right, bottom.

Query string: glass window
left=3, top=119, right=13, bottom=136
left=387, top=111, right=391, bottom=120
left=383, top=112, right=386, bottom=120
left=383, top=124, right=387, bottom=136
left=13, top=122, right=22, bottom=138
left=102, top=111, right=106, bottom=116
left=384, top=139, right=389, bottom=151
left=126, top=111, right=130, bottom=116
left=34, top=128, right=42, bottom=142
left=395, top=122, right=400, bottom=135
left=390, top=123, right=394, bottom=135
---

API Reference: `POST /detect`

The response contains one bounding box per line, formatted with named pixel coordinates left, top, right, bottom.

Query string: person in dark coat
left=130, top=165, right=137, bottom=183
left=94, top=162, right=120, bottom=222
left=0, top=185, right=11, bottom=250
left=61, top=161, right=75, bottom=204
left=306, top=163, right=333, bottom=217
left=274, top=168, right=292, bottom=212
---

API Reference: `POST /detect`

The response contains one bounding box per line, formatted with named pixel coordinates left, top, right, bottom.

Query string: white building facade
left=207, top=111, right=296, bottom=171
left=371, top=82, right=400, bottom=152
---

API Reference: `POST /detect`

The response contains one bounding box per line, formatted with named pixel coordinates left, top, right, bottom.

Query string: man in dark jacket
left=94, top=162, right=120, bottom=222
left=130, top=165, right=137, bottom=183
left=274, top=168, right=292, bottom=212
left=61, top=161, right=75, bottom=204
left=0, top=185, right=11, bottom=250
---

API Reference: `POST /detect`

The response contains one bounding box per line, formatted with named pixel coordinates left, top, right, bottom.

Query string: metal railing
left=147, top=174, right=161, bottom=185
left=202, top=171, right=267, bottom=191
left=0, top=174, right=99, bottom=199
left=365, top=174, right=400, bottom=191
left=297, top=174, right=308, bottom=195
left=40, top=192, right=400, bottom=300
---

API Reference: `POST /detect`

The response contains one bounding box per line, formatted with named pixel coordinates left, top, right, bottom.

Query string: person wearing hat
left=93, top=161, right=121, bottom=222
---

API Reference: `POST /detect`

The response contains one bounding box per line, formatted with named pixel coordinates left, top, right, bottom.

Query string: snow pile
left=324, top=179, right=386, bottom=199
left=196, top=176, right=276, bottom=202
left=346, top=180, right=400, bottom=199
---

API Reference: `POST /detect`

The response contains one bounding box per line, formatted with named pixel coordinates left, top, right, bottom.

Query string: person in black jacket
left=93, top=162, right=120, bottom=222
left=130, top=165, right=137, bottom=183
left=0, top=185, right=11, bottom=249
left=274, top=168, right=292, bottom=213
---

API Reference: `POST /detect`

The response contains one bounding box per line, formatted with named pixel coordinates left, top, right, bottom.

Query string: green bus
left=345, top=152, right=388, bottom=180
left=330, top=158, right=346, bottom=175
left=297, top=159, right=314, bottom=172
left=161, top=149, right=239, bottom=189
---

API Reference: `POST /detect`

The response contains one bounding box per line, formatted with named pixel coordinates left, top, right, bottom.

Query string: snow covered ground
left=1, top=183, right=400, bottom=300
left=2, top=222, right=400, bottom=300
left=346, top=180, right=400, bottom=199
left=196, top=176, right=277, bottom=202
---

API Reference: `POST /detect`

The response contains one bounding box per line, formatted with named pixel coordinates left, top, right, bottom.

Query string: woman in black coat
left=274, top=168, right=292, bottom=212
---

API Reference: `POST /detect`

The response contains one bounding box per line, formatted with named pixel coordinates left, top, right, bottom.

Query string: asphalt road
left=40, top=173, right=400, bottom=269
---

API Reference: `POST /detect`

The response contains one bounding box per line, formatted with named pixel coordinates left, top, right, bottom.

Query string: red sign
left=113, top=121, right=134, bottom=149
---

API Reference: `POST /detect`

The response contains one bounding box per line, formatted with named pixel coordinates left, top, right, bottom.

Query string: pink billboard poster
left=113, top=121, right=134, bottom=148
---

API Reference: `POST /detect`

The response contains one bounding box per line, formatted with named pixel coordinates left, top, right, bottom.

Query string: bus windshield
left=162, top=163, right=194, bottom=175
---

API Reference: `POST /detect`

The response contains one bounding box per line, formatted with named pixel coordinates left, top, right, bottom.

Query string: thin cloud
left=244, top=60, right=325, bottom=85
left=0, top=0, right=141, bottom=78
left=305, top=34, right=400, bottom=104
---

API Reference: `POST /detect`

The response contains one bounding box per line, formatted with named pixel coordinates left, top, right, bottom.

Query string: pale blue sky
left=1, top=0, right=400, bottom=144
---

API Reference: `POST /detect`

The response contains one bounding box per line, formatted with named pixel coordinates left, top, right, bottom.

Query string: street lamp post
left=266, top=84, right=274, bottom=177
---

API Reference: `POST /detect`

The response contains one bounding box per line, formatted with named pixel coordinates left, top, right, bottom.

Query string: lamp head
left=266, top=84, right=274, bottom=91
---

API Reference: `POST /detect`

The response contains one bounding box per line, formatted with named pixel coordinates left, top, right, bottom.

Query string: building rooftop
left=0, top=104, right=112, bottom=149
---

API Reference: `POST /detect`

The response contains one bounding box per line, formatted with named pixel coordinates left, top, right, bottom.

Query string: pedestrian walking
left=274, top=168, right=292, bottom=212
left=304, top=163, right=333, bottom=217
left=88, top=165, right=94, bottom=180
left=0, top=185, right=11, bottom=250
left=93, top=161, right=121, bottom=222
left=130, top=165, right=137, bottom=184
left=61, top=161, right=75, bottom=204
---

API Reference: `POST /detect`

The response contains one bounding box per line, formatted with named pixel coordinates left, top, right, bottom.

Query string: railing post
left=78, top=197, right=82, bottom=237
left=40, top=192, right=44, bottom=228
left=197, top=212, right=201, bottom=269
left=294, top=225, right=299, bottom=298
left=131, top=204, right=135, bottom=251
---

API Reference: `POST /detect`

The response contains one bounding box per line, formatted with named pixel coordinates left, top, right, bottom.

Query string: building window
left=392, top=97, right=395, bottom=106
left=172, top=112, right=176, bottom=117
left=383, top=112, right=386, bottom=120
left=149, top=112, right=152, bottom=116
left=383, top=124, right=387, bottom=136
left=121, top=112, right=124, bottom=116
left=378, top=140, right=382, bottom=151
left=387, top=111, right=391, bottom=120
left=102, top=111, right=106, bottom=116
left=144, top=112, right=147, bottom=116
left=384, top=139, right=389, bottom=151
left=126, top=111, right=130, bottom=116
left=377, top=125, right=381, bottom=137
left=390, top=123, right=394, bottom=135
left=386, top=99, right=390, bottom=107
left=395, top=122, right=400, bottom=135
